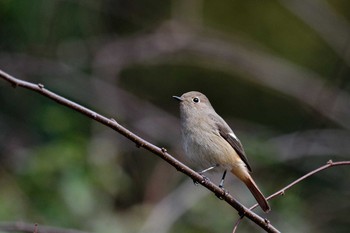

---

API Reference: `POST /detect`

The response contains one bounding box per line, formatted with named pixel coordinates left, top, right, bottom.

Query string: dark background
left=1, top=1, right=350, bottom=232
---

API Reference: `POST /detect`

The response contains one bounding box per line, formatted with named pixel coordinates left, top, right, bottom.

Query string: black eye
left=193, top=97, right=200, bottom=103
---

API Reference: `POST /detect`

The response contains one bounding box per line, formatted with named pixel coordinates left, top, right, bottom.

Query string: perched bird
left=173, top=91, right=270, bottom=212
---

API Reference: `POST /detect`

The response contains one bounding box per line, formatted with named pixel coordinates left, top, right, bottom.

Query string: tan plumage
left=174, top=91, right=270, bottom=212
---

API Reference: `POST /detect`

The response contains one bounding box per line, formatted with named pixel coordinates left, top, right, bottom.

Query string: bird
left=173, top=91, right=270, bottom=212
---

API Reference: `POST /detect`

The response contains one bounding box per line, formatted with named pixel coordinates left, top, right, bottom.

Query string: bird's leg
left=193, top=164, right=218, bottom=185
left=215, top=170, right=230, bottom=200
left=219, top=170, right=227, bottom=189
left=198, top=164, right=218, bottom=175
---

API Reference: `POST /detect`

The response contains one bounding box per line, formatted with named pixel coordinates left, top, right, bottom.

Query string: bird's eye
left=193, top=97, right=200, bottom=103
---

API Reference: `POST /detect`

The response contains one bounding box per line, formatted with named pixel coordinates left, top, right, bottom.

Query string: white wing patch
left=229, top=132, right=239, bottom=141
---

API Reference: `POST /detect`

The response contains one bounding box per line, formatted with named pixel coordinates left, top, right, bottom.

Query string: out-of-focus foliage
left=1, top=0, right=350, bottom=233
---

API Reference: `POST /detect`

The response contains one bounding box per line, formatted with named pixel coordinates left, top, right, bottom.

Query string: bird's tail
left=244, top=176, right=270, bottom=212
left=231, top=169, right=270, bottom=213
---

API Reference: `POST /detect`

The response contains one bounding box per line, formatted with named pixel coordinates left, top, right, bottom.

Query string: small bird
left=173, top=91, right=270, bottom=212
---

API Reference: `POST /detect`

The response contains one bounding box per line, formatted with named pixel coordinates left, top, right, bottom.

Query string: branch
left=0, top=69, right=280, bottom=232
left=0, top=222, right=90, bottom=233
left=257, top=160, right=350, bottom=207
left=232, top=160, right=350, bottom=232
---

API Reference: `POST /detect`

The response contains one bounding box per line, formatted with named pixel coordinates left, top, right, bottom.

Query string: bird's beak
left=172, top=96, right=183, bottom=102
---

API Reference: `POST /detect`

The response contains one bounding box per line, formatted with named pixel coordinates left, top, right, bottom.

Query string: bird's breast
left=182, top=124, right=239, bottom=170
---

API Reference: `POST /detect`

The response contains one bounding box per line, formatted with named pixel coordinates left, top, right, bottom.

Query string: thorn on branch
left=161, top=147, right=167, bottom=153
left=200, top=175, right=210, bottom=184
left=224, top=189, right=230, bottom=196
left=37, top=83, right=44, bottom=89
left=239, top=210, right=246, bottom=218
left=175, top=165, right=181, bottom=172
left=192, top=175, right=209, bottom=186
left=135, top=142, right=145, bottom=148
left=327, top=159, right=333, bottom=165
left=215, top=188, right=229, bottom=200
left=110, top=118, right=117, bottom=122
left=34, top=223, right=38, bottom=233
left=264, top=218, right=270, bottom=225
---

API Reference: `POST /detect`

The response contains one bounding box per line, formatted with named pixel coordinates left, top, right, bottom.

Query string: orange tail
left=244, top=176, right=270, bottom=212
left=231, top=168, right=270, bottom=212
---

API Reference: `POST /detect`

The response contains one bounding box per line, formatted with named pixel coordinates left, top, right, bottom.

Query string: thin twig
left=232, top=160, right=350, bottom=232
left=0, top=222, right=90, bottom=233
left=255, top=160, right=350, bottom=208
left=0, top=69, right=280, bottom=233
left=232, top=215, right=244, bottom=233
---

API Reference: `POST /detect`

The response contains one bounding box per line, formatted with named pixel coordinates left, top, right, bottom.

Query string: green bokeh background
left=1, top=1, right=350, bottom=232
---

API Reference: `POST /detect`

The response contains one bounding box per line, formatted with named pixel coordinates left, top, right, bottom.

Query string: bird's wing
left=215, top=118, right=252, bottom=172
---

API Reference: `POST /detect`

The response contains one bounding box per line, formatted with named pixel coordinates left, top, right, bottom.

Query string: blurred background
left=1, top=0, right=350, bottom=232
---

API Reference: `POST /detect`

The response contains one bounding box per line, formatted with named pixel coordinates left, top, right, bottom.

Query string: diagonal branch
left=255, top=160, right=350, bottom=208
left=0, top=69, right=280, bottom=232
